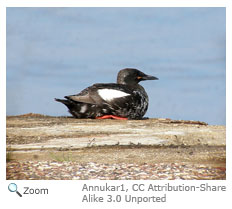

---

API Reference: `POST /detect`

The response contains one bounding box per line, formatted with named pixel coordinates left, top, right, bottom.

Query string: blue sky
left=6, top=7, right=226, bottom=124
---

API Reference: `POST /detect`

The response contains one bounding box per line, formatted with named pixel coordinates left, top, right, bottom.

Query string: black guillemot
left=55, top=68, right=158, bottom=120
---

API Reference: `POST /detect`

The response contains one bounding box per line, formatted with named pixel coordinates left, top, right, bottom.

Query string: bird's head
left=117, top=68, right=158, bottom=85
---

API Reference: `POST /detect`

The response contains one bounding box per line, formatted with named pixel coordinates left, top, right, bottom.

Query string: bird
left=55, top=68, right=158, bottom=120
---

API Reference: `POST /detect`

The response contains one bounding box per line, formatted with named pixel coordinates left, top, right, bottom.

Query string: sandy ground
left=6, top=113, right=226, bottom=180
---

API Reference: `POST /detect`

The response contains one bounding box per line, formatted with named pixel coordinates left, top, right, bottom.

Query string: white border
left=0, top=2, right=6, bottom=184
left=1, top=1, right=231, bottom=208
left=1, top=0, right=231, bottom=7
left=226, top=1, right=232, bottom=185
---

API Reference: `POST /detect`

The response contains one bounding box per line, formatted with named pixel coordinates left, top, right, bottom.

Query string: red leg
left=96, top=115, right=128, bottom=120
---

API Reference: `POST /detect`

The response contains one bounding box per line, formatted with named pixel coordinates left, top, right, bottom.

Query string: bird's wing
left=65, top=83, right=133, bottom=105
left=91, top=84, right=136, bottom=112
left=65, top=86, right=96, bottom=104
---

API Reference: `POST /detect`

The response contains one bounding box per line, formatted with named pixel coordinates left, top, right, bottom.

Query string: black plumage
left=55, top=68, right=158, bottom=119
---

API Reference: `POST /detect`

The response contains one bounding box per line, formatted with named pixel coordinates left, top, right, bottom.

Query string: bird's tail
left=54, top=98, right=71, bottom=106
left=55, top=98, right=65, bottom=103
left=55, top=98, right=98, bottom=118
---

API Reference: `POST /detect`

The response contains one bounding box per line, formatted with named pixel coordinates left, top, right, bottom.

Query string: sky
left=6, top=7, right=226, bottom=125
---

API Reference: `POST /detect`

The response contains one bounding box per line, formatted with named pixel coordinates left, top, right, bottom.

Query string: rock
left=6, top=114, right=226, bottom=180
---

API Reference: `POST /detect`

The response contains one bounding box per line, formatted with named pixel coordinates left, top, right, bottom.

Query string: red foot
left=96, top=115, right=128, bottom=120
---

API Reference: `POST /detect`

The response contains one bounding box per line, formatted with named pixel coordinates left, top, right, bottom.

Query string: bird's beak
left=140, top=74, right=159, bottom=81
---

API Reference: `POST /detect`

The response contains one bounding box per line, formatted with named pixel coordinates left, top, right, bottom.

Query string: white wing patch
left=80, top=105, right=87, bottom=113
left=98, top=89, right=130, bottom=101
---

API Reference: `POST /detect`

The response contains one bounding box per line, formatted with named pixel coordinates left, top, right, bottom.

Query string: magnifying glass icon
left=8, top=183, right=22, bottom=197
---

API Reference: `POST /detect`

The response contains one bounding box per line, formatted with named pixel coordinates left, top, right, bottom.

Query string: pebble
left=6, top=161, right=225, bottom=180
